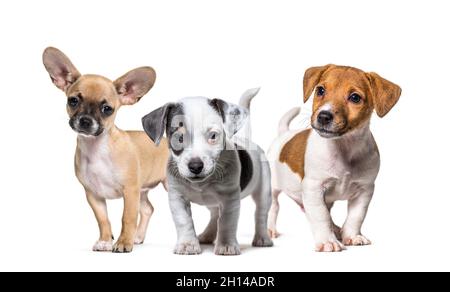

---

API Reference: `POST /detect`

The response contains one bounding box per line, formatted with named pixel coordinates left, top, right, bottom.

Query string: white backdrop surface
left=0, top=0, right=448, bottom=271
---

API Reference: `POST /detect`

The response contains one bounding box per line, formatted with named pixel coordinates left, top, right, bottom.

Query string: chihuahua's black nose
left=79, top=116, right=93, bottom=129
left=317, top=111, right=333, bottom=126
left=188, top=158, right=204, bottom=175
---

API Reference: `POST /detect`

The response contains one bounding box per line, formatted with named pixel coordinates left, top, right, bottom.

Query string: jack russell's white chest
left=76, top=135, right=122, bottom=200
left=305, top=130, right=380, bottom=202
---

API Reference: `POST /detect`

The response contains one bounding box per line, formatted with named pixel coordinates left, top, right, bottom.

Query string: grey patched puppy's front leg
left=169, top=189, right=201, bottom=255
left=198, top=207, right=219, bottom=244
left=215, top=193, right=241, bottom=255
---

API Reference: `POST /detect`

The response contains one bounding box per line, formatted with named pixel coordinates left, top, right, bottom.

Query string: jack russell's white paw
left=315, top=240, right=345, bottom=252
left=343, top=235, right=371, bottom=246
left=93, top=240, right=113, bottom=252
left=174, top=240, right=201, bottom=255
left=214, top=243, right=241, bottom=256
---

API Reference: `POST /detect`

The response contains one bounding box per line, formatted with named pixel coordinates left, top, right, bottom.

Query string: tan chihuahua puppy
left=43, top=47, right=169, bottom=253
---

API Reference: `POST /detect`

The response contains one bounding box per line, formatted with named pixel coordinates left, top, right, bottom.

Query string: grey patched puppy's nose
left=79, top=116, right=93, bottom=129
left=317, top=111, right=333, bottom=126
left=188, top=158, right=204, bottom=175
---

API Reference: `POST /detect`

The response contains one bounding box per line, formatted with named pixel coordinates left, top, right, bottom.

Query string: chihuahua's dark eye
left=316, top=86, right=325, bottom=97
left=178, top=134, right=184, bottom=144
left=348, top=93, right=362, bottom=104
left=68, top=97, right=79, bottom=108
left=101, top=104, right=114, bottom=116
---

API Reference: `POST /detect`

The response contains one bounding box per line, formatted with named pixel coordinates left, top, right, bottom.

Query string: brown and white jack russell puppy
left=267, top=64, right=402, bottom=252
left=43, top=47, right=169, bottom=253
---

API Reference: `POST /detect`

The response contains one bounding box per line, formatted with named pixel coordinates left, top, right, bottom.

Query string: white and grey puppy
left=142, top=89, right=273, bottom=255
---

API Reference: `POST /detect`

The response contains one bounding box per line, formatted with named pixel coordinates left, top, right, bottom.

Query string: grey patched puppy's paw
left=214, top=243, right=241, bottom=255
left=174, top=240, right=202, bottom=255
left=252, top=234, right=273, bottom=247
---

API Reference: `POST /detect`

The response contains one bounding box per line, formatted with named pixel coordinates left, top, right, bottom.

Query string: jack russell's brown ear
left=114, top=67, right=156, bottom=106
left=42, top=47, right=81, bottom=92
left=366, top=72, right=402, bottom=117
left=303, top=64, right=333, bottom=103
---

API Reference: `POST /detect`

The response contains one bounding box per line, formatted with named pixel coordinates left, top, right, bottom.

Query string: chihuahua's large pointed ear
left=142, top=103, right=174, bottom=146
left=209, top=98, right=249, bottom=137
left=114, top=67, right=156, bottom=106
left=366, top=72, right=402, bottom=118
left=303, top=64, right=332, bottom=103
left=42, top=47, right=81, bottom=91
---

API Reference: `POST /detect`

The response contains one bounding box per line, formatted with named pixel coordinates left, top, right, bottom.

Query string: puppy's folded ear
left=209, top=98, right=249, bottom=137
left=114, top=67, right=156, bottom=105
left=42, top=47, right=81, bottom=91
left=366, top=72, right=402, bottom=117
left=303, top=64, right=332, bottom=103
left=142, top=103, right=174, bottom=146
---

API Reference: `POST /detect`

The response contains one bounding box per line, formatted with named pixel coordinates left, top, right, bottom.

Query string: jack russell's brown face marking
left=304, top=65, right=401, bottom=138
left=268, top=64, right=402, bottom=252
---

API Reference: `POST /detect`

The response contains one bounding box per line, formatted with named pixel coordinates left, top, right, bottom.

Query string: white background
left=0, top=0, right=449, bottom=272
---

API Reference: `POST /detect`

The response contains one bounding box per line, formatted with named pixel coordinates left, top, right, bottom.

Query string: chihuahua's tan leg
left=113, top=186, right=140, bottom=253
left=134, top=190, right=154, bottom=244
left=86, top=191, right=113, bottom=252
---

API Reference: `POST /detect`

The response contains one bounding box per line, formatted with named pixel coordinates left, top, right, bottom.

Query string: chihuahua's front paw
left=343, top=235, right=371, bottom=246
left=315, top=239, right=345, bottom=252
left=93, top=240, right=113, bottom=252
left=112, top=238, right=134, bottom=253
left=252, top=234, right=274, bottom=247
left=174, top=240, right=201, bottom=255
left=134, top=235, right=145, bottom=245
left=215, top=243, right=241, bottom=256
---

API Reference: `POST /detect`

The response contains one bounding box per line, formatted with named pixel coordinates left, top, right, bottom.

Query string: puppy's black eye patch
left=170, top=133, right=184, bottom=156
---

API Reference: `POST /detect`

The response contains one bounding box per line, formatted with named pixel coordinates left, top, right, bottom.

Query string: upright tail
left=239, top=87, right=260, bottom=111
left=278, top=107, right=301, bottom=135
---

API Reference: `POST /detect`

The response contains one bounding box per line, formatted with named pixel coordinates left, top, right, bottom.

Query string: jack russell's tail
left=239, top=87, right=260, bottom=111
left=278, top=107, right=301, bottom=135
